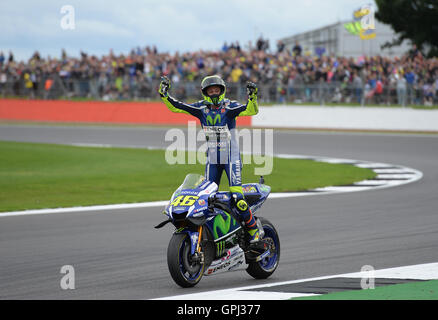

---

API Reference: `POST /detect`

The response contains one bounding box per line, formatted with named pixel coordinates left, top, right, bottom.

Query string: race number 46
left=170, top=195, right=199, bottom=207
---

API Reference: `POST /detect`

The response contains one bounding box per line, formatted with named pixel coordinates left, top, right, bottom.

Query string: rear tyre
left=167, top=233, right=205, bottom=288
left=246, top=217, right=280, bottom=279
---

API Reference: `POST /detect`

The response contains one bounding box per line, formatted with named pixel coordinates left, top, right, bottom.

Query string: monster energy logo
left=206, top=114, right=221, bottom=125
left=216, top=240, right=226, bottom=256
left=213, top=212, right=237, bottom=239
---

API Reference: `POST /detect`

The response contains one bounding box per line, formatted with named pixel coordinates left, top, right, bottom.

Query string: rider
left=159, top=75, right=260, bottom=244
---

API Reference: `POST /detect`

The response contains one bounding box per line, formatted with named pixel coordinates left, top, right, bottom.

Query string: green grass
left=0, top=141, right=376, bottom=212
left=292, top=280, right=438, bottom=300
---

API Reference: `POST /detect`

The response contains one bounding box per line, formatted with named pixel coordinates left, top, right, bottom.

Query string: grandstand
left=0, top=39, right=436, bottom=107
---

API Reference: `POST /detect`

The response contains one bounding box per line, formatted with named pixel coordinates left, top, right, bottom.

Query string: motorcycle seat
left=244, top=193, right=262, bottom=206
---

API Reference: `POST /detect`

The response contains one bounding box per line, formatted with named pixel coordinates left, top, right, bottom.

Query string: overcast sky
left=1, top=0, right=376, bottom=61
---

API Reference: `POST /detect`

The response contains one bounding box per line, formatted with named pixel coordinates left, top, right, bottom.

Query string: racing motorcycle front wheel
left=167, top=233, right=205, bottom=288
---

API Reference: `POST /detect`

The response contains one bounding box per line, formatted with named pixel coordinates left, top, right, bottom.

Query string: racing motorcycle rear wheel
left=246, top=217, right=280, bottom=279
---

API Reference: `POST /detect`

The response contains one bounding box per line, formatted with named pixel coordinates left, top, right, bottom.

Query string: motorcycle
left=155, top=173, right=280, bottom=288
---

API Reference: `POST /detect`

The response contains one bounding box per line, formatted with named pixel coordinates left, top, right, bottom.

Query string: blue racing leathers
left=161, top=95, right=258, bottom=194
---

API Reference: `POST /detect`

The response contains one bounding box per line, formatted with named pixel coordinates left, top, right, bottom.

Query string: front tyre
left=167, top=233, right=205, bottom=288
left=246, top=217, right=280, bottom=279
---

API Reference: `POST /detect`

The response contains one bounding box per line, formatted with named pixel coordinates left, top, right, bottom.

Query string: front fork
left=176, top=225, right=204, bottom=263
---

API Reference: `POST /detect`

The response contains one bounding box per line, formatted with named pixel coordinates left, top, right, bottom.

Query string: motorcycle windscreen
left=170, top=173, right=206, bottom=203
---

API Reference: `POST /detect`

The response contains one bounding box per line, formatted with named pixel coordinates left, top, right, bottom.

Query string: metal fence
left=1, top=75, right=437, bottom=107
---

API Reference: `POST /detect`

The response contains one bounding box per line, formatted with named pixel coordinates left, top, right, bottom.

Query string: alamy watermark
left=60, top=5, right=75, bottom=30
left=165, top=121, right=274, bottom=176
left=360, top=264, right=375, bottom=290
left=60, top=265, right=75, bottom=290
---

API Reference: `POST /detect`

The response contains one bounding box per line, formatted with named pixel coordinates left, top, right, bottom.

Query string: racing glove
left=246, top=81, right=258, bottom=101
left=158, top=76, right=171, bottom=98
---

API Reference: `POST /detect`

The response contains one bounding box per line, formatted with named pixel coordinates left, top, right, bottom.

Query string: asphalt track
left=0, top=124, right=437, bottom=299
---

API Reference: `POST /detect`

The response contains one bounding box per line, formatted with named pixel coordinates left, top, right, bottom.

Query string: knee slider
left=237, top=199, right=248, bottom=212
left=232, top=192, right=248, bottom=212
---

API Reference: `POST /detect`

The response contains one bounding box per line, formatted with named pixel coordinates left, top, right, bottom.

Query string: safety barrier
left=0, top=99, right=252, bottom=126
left=253, top=105, right=438, bottom=132
left=1, top=99, right=437, bottom=132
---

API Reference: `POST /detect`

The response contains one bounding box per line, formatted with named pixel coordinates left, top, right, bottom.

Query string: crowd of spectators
left=1, top=38, right=437, bottom=106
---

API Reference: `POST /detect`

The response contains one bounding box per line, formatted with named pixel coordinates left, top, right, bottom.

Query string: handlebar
left=208, top=193, right=233, bottom=213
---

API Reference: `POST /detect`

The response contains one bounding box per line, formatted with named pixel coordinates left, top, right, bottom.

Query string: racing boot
left=246, top=216, right=260, bottom=244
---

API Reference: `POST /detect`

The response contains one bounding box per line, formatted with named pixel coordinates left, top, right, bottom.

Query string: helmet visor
left=201, top=76, right=226, bottom=97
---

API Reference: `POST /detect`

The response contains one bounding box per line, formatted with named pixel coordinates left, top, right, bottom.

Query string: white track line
left=0, top=150, right=422, bottom=218
left=154, top=262, right=438, bottom=300
left=0, top=201, right=169, bottom=217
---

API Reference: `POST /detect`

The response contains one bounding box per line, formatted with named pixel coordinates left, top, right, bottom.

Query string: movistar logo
left=206, top=114, right=221, bottom=125
left=213, top=212, right=237, bottom=239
